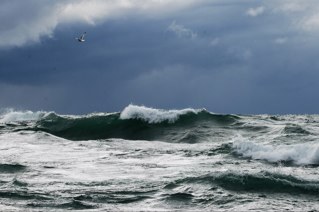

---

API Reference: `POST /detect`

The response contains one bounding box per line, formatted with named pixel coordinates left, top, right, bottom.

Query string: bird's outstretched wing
left=75, top=32, right=86, bottom=42
left=80, top=32, right=86, bottom=40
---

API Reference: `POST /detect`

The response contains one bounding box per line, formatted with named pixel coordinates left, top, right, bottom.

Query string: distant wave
left=0, top=105, right=239, bottom=142
left=2, top=105, right=317, bottom=146
left=36, top=105, right=238, bottom=141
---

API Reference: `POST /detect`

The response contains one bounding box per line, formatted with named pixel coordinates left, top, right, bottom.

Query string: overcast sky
left=1, top=0, right=319, bottom=114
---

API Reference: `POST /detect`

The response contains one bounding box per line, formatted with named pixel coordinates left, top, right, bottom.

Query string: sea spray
left=120, top=104, right=202, bottom=123
left=233, top=140, right=319, bottom=165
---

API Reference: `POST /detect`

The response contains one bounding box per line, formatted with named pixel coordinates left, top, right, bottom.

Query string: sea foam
left=233, top=140, right=319, bottom=165
left=0, top=109, right=46, bottom=123
left=120, top=104, right=201, bottom=124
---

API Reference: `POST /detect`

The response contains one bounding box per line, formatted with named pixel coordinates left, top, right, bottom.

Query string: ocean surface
left=0, top=104, right=319, bottom=211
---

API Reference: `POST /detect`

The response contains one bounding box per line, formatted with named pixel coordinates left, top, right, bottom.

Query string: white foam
left=58, top=112, right=117, bottom=120
left=119, top=104, right=201, bottom=124
left=233, top=140, right=319, bottom=165
left=0, top=109, right=46, bottom=123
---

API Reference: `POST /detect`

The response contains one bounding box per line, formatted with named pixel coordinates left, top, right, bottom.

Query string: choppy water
left=0, top=104, right=319, bottom=211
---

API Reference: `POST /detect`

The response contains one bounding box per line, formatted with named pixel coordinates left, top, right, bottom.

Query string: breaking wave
left=233, top=141, right=319, bottom=165
left=0, top=105, right=239, bottom=142
left=0, top=109, right=46, bottom=123
left=120, top=104, right=202, bottom=123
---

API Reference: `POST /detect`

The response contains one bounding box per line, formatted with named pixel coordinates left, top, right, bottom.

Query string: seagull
left=76, top=32, right=86, bottom=42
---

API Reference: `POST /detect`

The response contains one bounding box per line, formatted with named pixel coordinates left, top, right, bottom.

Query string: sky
left=1, top=0, right=319, bottom=114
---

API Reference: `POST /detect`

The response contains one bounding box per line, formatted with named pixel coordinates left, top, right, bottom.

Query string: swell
left=31, top=110, right=239, bottom=142
left=283, top=124, right=311, bottom=135
left=212, top=172, right=319, bottom=195
left=168, top=172, right=319, bottom=196
left=0, top=164, right=26, bottom=173
left=2, top=105, right=318, bottom=143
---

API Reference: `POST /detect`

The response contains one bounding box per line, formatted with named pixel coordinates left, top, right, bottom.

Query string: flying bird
left=76, top=32, right=86, bottom=42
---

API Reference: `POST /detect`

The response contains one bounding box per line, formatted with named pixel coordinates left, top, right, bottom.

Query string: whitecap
left=119, top=104, right=201, bottom=124
left=0, top=109, right=47, bottom=123
left=233, top=140, right=319, bottom=165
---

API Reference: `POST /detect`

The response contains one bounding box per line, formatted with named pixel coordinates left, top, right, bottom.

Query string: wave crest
left=119, top=104, right=202, bottom=124
left=0, top=105, right=238, bottom=141
left=0, top=109, right=47, bottom=123
left=233, top=140, right=319, bottom=165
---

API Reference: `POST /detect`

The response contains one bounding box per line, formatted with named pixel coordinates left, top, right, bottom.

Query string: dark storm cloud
left=1, top=0, right=319, bottom=114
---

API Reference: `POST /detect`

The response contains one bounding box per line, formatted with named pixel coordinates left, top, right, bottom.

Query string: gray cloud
left=2, top=0, right=319, bottom=114
left=0, top=0, right=201, bottom=48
